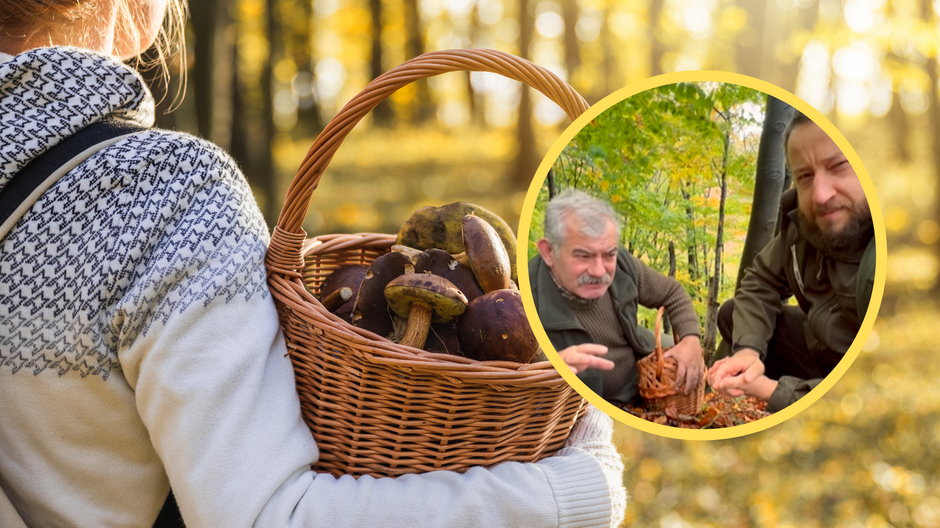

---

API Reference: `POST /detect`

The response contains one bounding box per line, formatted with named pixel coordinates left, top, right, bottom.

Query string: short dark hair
left=782, top=110, right=814, bottom=152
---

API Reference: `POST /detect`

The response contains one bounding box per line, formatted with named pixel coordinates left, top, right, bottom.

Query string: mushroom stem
left=321, top=286, right=353, bottom=312
left=399, top=302, right=433, bottom=349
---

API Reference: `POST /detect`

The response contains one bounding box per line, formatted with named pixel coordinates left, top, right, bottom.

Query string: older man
left=708, top=112, right=875, bottom=412
left=529, top=189, right=704, bottom=406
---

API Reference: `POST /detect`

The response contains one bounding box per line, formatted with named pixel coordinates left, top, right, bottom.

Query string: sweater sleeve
left=115, top=135, right=614, bottom=528
left=631, top=253, right=700, bottom=339
left=731, top=232, right=793, bottom=358
left=767, top=376, right=821, bottom=413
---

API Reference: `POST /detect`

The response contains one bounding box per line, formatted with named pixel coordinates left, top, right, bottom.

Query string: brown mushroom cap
left=457, top=289, right=538, bottom=363
left=459, top=214, right=511, bottom=293
left=350, top=252, right=416, bottom=337
left=319, top=264, right=369, bottom=320
left=424, top=323, right=462, bottom=356
left=414, top=248, right=483, bottom=302
left=384, top=273, right=468, bottom=349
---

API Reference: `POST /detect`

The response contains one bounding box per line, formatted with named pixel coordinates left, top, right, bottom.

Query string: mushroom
left=452, top=214, right=511, bottom=293
left=321, top=286, right=354, bottom=312
left=414, top=248, right=483, bottom=302
left=424, top=323, right=462, bottom=356
left=384, top=273, right=468, bottom=349
left=350, top=251, right=415, bottom=337
left=457, top=289, right=538, bottom=363
left=395, top=201, right=518, bottom=283
left=319, top=264, right=368, bottom=321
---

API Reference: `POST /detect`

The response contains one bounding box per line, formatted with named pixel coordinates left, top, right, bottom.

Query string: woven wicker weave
left=636, top=307, right=706, bottom=416
left=265, top=49, right=589, bottom=478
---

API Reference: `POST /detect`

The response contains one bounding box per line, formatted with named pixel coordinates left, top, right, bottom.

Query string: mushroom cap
left=461, top=214, right=511, bottom=292
left=457, top=289, right=538, bottom=363
left=414, top=248, right=483, bottom=302
left=320, top=264, right=368, bottom=300
left=384, top=273, right=468, bottom=324
left=395, top=201, right=518, bottom=283
left=424, top=323, right=462, bottom=356
left=351, top=251, right=416, bottom=336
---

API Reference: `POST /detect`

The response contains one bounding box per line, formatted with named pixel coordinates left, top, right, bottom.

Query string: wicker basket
left=265, top=49, right=590, bottom=478
left=636, top=308, right=706, bottom=416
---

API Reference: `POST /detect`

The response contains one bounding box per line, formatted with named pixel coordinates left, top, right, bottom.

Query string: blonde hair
left=1, top=0, right=188, bottom=106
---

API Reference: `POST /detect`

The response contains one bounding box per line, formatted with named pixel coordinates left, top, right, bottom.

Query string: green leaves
left=534, top=82, right=766, bottom=334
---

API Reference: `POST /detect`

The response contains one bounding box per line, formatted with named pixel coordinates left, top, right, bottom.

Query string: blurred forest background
left=155, top=0, right=940, bottom=525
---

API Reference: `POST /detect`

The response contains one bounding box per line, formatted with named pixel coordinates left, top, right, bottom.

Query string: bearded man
left=530, top=189, right=704, bottom=406
left=707, top=112, right=876, bottom=413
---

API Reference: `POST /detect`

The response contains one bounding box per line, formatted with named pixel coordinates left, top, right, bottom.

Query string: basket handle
left=653, top=307, right=665, bottom=378
left=267, top=49, right=590, bottom=275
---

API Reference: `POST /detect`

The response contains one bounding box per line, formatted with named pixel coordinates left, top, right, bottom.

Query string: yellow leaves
left=916, top=220, right=940, bottom=245
left=885, top=205, right=911, bottom=234
left=717, top=6, right=749, bottom=35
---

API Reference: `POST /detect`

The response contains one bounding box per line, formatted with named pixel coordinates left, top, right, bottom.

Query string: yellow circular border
left=517, top=71, right=887, bottom=440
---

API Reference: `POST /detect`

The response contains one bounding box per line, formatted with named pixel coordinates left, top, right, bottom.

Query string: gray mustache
left=577, top=273, right=612, bottom=286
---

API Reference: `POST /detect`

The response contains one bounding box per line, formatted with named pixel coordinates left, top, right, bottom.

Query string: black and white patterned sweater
left=0, top=47, right=617, bottom=528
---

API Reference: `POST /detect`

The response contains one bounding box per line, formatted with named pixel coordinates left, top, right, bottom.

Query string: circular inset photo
left=517, top=72, right=886, bottom=440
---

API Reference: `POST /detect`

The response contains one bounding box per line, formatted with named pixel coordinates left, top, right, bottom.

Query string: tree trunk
left=596, top=4, right=615, bottom=101
left=465, top=1, right=483, bottom=125
left=776, top=0, right=819, bottom=92
left=404, top=0, right=433, bottom=123
left=649, top=0, right=665, bottom=75
left=512, top=0, right=539, bottom=188
left=258, top=0, right=281, bottom=228
left=561, top=0, right=581, bottom=84
left=370, top=0, right=393, bottom=126
left=229, top=30, right=250, bottom=184
left=704, top=132, right=730, bottom=352
left=735, top=0, right=768, bottom=79
left=289, top=0, right=322, bottom=135
left=682, top=183, right=699, bottom=284
left=737, top=95, right=793, bottom=287
left=923, top=0, right=940, bottom=291
left=663, top=240, right=676, bottom=335
left=190, top=0, right=232, bottom=147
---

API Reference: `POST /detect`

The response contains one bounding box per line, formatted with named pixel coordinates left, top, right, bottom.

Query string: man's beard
left=798, top=201, right=873, bottom=257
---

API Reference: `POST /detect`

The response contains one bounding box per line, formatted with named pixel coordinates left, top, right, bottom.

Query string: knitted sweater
left=0, top=47, right=623, bottom=528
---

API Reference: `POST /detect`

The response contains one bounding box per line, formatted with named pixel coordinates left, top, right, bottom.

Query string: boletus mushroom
left=452, top=214, right=511, bottom=293
left=424, top=323, right=462, bottom=356
left=384, top=273, right=468, bottom=349
left=395, top=201, right=518, bottom=283
left=457, top=289, right=538, bottom=363
left=319, top=264, right=368, bottom=321
left=414, top=248, right=483, bottom=302
left=350, top=251, right=415, bottom=337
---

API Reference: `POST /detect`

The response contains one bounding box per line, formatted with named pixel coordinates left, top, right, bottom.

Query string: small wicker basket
left=636, top=307, right=706, bottom=416
left=265, top=49, right=589, bottom=478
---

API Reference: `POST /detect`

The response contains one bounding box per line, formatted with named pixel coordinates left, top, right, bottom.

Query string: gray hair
left=544, top=189, right=622, bottom=252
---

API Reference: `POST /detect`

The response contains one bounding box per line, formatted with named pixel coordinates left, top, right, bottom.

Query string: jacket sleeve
left=767, top=376, right=821, bottom=412
left=631, top=253, right=700, bottom=339
left=732, top=231, right=794, bottom=359
left=117, top=136, right=615, bottom=528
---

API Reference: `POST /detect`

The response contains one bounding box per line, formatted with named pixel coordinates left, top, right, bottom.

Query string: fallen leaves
left=623, top=391, right=770, bottom=428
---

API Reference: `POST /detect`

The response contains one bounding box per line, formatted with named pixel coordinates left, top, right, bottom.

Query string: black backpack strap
left=0, top=119, right=146, bottom=239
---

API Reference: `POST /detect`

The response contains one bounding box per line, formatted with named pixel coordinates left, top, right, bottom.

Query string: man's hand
left=707, top=348, right=766, bottom=397
left=662, top=335, right=705, bottom=394
left=558, top=344, right=615, bottom=374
